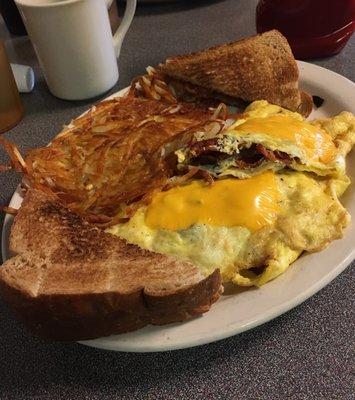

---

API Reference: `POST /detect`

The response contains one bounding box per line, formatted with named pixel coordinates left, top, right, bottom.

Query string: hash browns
left=2, top=95, right=226, bottom=223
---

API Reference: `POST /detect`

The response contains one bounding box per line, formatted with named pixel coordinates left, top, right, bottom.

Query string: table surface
left=0, top=1, right=354, bottom=399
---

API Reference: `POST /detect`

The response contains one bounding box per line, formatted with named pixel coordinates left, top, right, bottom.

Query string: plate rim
left=1, top=61, right=354, bottom=352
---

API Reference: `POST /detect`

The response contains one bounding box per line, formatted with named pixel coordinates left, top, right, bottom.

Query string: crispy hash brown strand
left=0, top=96, right=227, bottom=223
left=131, top=66, right=247, bottom=109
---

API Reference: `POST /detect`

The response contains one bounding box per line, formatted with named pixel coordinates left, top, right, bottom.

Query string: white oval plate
left=2, top=62, right=355, bottom=352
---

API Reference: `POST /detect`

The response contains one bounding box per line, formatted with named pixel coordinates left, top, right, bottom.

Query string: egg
left=106, top=101, right=354, bottom=288
left=175, top=100, right=355, bottom=179
left=107, top=171, right=350, bottom=287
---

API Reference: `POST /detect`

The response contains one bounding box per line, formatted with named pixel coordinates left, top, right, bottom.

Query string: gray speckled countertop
left=0, top=1, right=354, bottom=399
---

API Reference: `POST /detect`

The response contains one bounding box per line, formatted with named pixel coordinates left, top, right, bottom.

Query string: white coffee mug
left=15, top=0, right=137, bottom=100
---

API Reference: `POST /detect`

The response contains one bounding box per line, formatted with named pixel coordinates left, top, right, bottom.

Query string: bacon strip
left=256, top=144, right=293, bottom=165
left=184, top=141, right=294, bottom=170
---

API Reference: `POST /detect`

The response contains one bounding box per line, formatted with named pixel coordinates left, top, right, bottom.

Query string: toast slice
left=0, top=189, right=221, bottom=340
left=159, top=30, right=313, bottom=116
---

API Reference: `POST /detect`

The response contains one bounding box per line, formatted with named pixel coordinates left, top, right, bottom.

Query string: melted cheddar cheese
left=232, top=114, right=337, bottom=164
left=145, top=172, right=280, bottom=232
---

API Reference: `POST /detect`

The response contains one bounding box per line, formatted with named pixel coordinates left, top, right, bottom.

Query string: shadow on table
left=134, top=0, right=227, bottom=16
left=19, top=79, right=122, bottom=117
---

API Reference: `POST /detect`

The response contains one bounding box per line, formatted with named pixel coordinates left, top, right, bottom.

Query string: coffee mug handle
left=112, top=0, right=137, bottom=58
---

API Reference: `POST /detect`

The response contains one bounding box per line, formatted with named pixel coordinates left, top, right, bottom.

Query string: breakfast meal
left=0, top=30, right=354, bottom=341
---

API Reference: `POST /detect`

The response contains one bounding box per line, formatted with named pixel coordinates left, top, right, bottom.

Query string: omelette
left=108, top=101, right=355, bottom=287
left=174, top=101, right=354, bottom=179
